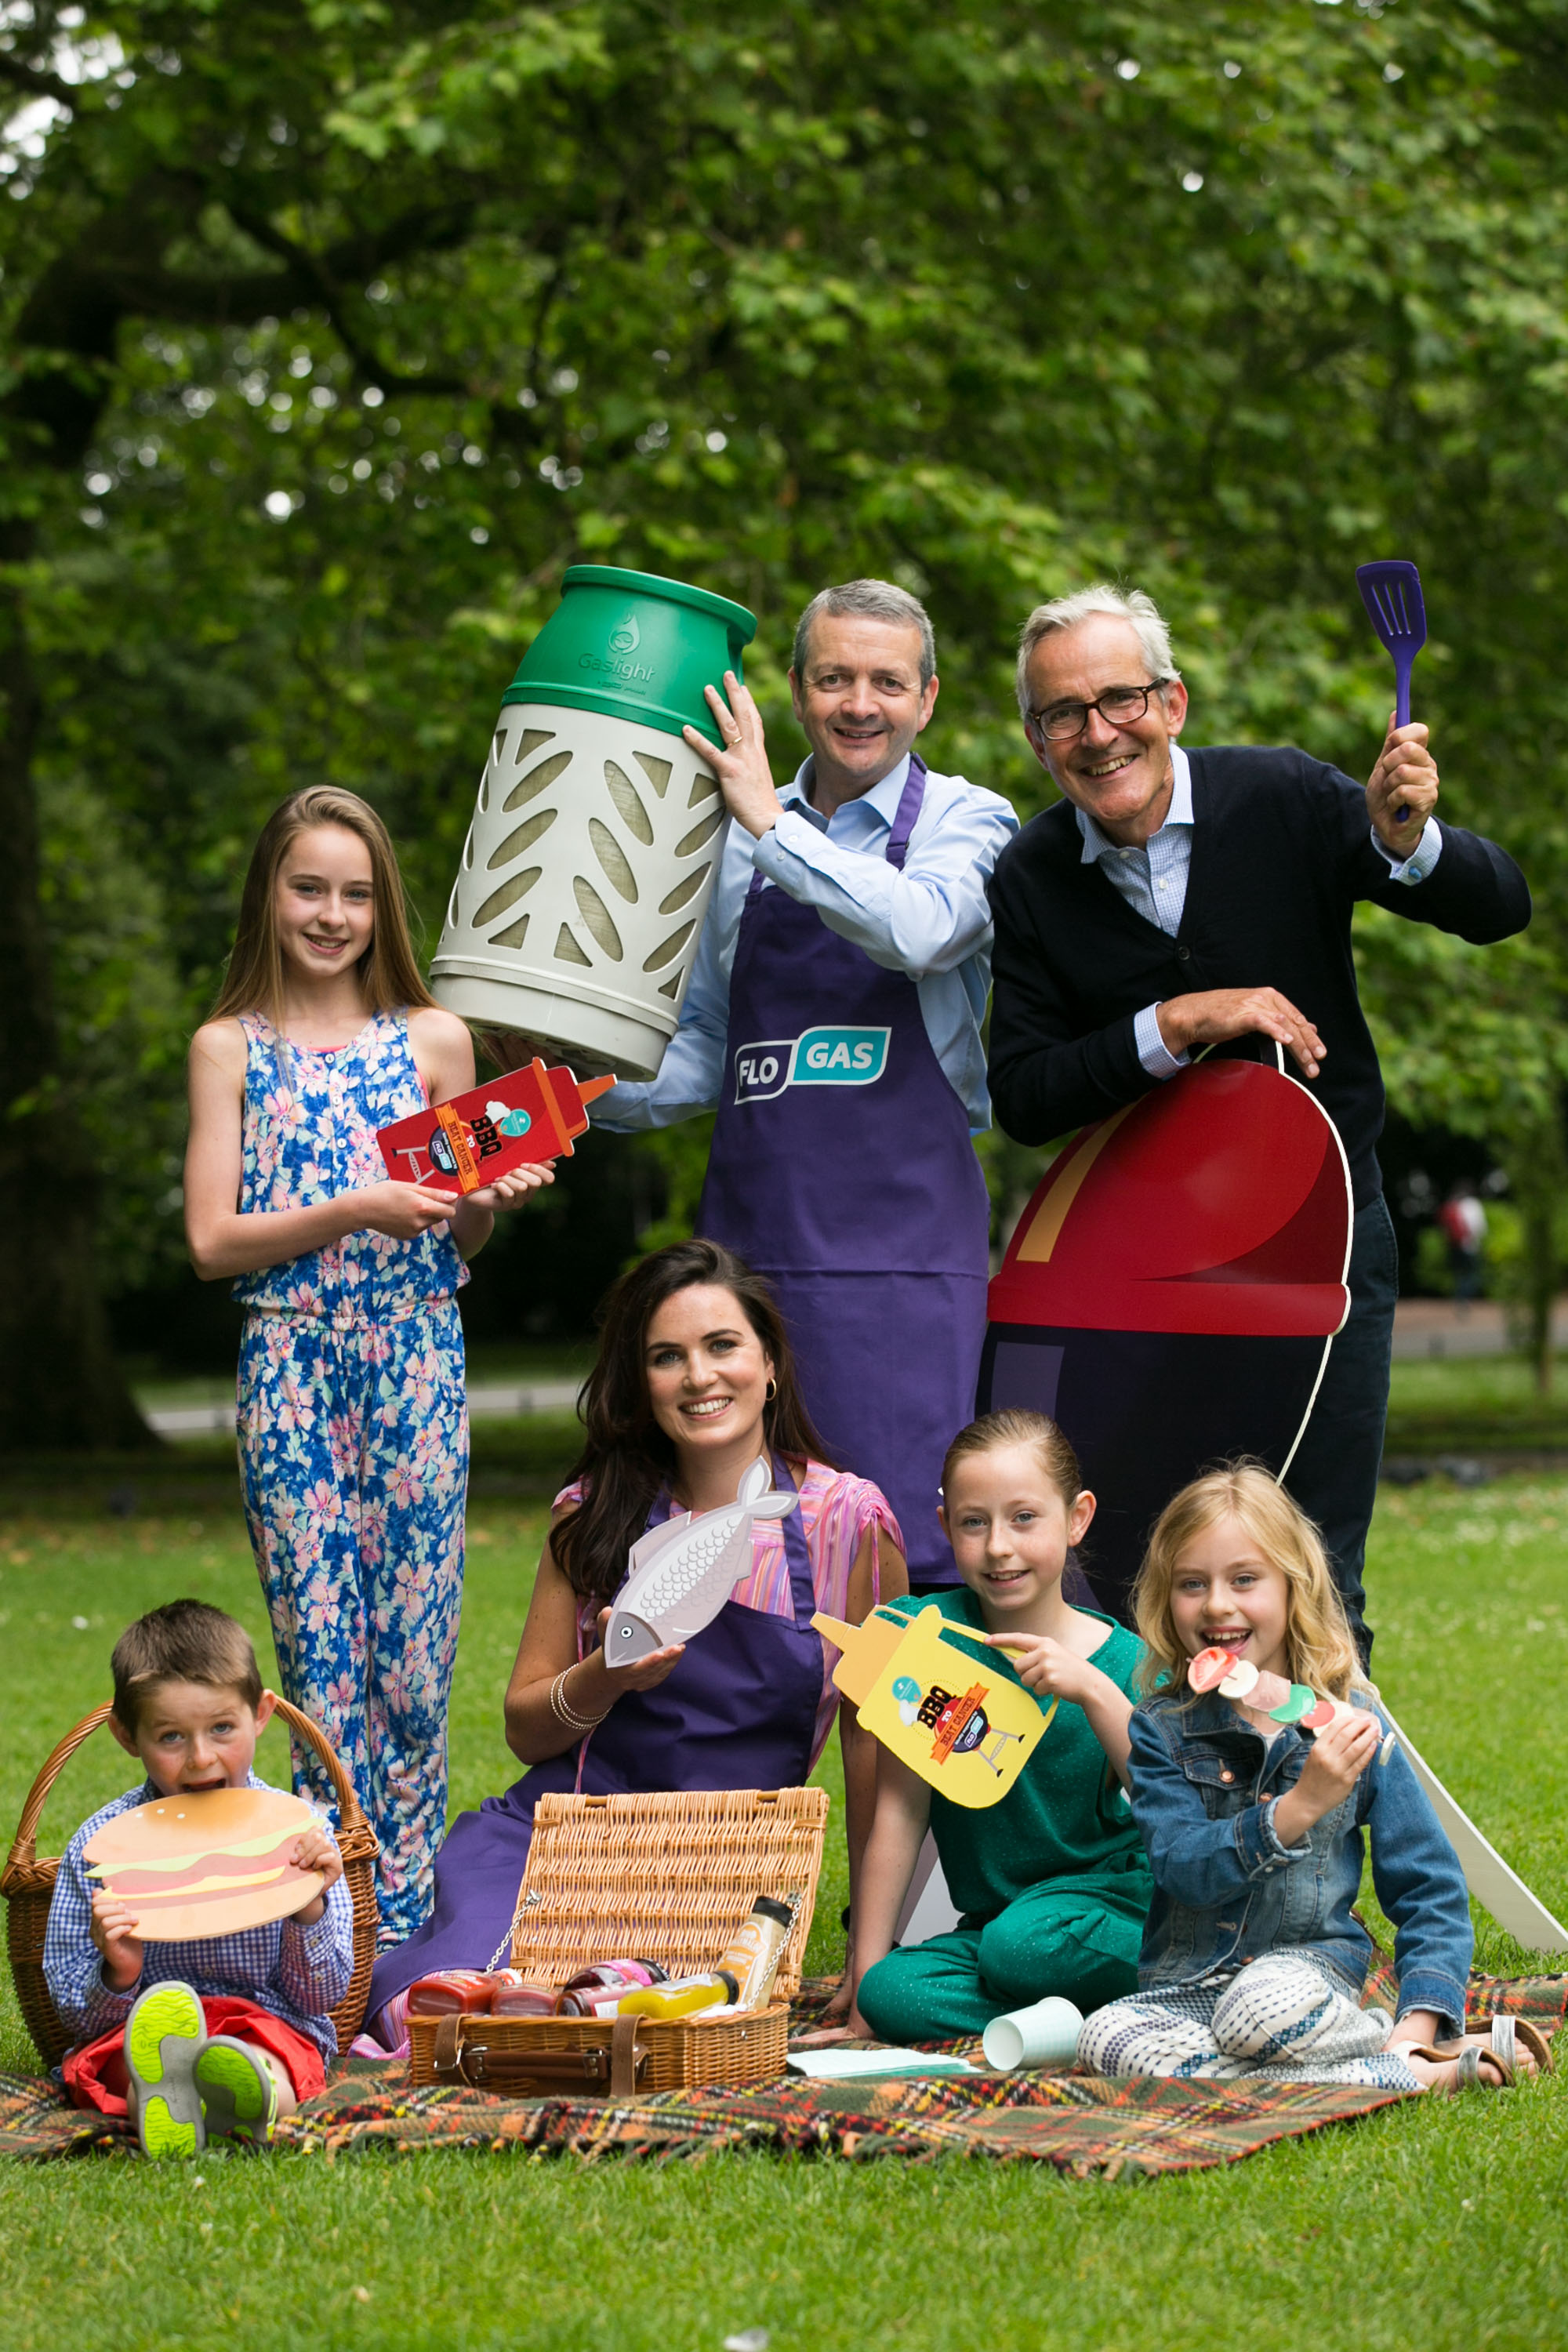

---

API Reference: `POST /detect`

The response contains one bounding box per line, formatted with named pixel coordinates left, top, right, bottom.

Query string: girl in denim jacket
left=1078, top=1466, right=1546, bottom=2094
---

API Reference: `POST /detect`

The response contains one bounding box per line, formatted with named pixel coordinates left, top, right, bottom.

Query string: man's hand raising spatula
left=1366, top=713, right=1439, bottom=860
left=1357, top=557, right=1439, bottom=856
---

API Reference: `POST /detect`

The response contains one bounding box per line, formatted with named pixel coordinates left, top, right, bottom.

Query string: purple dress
left=368, top=1457, right=826, bottom=2008
left=695, top=757, right=991, bottom=1584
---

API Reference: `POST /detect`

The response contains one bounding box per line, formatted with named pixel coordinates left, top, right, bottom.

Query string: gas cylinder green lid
left=501, top=564, right=757, bottom=746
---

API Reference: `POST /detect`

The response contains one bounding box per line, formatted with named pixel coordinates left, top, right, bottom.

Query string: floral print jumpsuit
left=234, top=1012, right=468, bottom=1946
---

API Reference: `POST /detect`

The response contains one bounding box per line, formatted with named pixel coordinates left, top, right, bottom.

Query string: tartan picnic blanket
left=2, top=1969, right=1559, bottom=2177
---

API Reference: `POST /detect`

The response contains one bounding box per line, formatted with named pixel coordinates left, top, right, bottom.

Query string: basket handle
left=5, top=1702, right=116, bottom=1876
left=268, top=1695, right=370, bottom=1835
left=5, top=1693, right=368, bottom=1879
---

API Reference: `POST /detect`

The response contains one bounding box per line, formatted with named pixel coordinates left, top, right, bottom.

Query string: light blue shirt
left=597, top=753, right=1018, bottom=1131
left=1075, top=742, right=1445, bottom=1080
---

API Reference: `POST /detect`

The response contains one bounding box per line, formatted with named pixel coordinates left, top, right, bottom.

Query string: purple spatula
left=1356, top=557, right=1426, bottom=822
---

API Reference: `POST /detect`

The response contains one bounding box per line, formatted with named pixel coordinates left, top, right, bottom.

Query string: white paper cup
left=981, top=1995, right=1085, bottom=2071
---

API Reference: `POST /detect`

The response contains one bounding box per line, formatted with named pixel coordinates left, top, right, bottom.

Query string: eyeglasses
left=1026, top=681, right=1169, bottom=742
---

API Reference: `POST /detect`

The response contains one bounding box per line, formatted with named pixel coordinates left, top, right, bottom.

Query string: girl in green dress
left=848, top=1410, right=1152, bottom=2042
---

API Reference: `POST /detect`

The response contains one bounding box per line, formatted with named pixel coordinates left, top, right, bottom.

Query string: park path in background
left=134, top=1299, right=1568, bottom=1433
left=143, top=1378, right=583, bottom=1436
left=1391, top=1298, right=1568, bottom=1360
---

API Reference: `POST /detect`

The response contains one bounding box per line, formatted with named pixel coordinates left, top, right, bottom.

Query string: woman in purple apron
left=695, top=753, right=991, bottom=1589
left=365, top=1240, right=906, bottom=2044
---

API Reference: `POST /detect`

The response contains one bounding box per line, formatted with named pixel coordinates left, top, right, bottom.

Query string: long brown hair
left=209, top=787, right=437, bottom=1031
left=1131, top=1462, right=1370, bottom=1704
left=552, top=1240, right=833, bottom=1606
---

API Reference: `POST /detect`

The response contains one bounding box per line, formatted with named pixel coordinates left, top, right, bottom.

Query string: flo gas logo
left=732, top=1026, right=891, bottom=1105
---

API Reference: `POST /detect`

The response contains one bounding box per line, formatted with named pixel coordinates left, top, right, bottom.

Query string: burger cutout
left=980, top=1054, right=1352, bottom=1624
left=84, top=1786, right=325, bottom=1941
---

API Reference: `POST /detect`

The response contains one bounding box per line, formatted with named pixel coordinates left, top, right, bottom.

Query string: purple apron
left=696, top=755, right=990, bottom=1584
left=368, top=1457, right=825, bottom=2004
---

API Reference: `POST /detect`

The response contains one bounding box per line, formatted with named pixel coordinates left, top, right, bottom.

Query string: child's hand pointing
left=985, top=1632, right=1095, bottom=1707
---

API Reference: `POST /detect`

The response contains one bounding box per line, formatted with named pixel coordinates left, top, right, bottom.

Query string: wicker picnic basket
left=2, top=1698, right=380, bottom=2067
left=408, top=1786, right=828, bottom=2097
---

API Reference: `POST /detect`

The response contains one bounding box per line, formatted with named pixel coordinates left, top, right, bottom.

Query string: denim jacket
left=1127, top=1690, right=1472, bottom=2038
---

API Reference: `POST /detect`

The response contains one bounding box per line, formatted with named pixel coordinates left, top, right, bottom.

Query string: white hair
left=1015, top=585, right=1181, bottom=717
left=793, top=579, right=936, bottom=690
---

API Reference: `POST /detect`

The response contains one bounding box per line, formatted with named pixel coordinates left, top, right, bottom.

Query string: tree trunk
left=0, top=535, right=154, bottom=1450
left=1501, top=1101, right=1565, bottom=1400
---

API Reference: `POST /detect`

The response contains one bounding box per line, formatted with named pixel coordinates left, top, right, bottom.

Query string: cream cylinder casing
left=430, top=702, right=728, bottom=1080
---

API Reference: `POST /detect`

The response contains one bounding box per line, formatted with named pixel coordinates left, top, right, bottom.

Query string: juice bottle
left=615, top=1971, right=739, bottom=2020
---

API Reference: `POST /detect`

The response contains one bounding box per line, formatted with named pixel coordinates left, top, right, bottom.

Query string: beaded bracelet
left=549, top=1666, right=609, bottom=1736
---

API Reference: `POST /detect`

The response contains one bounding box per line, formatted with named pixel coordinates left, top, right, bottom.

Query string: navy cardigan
left=985, top=745, right=1531, bottom=1208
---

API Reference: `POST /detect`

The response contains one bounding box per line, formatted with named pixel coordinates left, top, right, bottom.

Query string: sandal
left=1431, top=2016, right=1553, bottom=2078
left=1454, top=2045, right=1514, bottom=2090
left=1400, top=2042, right=1515, bottom=2091
left=1490, top=2015, right=1553, bottom=2076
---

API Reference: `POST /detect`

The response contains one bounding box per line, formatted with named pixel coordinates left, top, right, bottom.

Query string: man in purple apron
left=599, top=581, right=1017, bottom=1586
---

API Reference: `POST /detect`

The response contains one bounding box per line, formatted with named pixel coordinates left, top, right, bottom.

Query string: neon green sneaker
left=194, top=2036, right=279, bottom=2149
left=124, top=1981, right=205, bottom=2160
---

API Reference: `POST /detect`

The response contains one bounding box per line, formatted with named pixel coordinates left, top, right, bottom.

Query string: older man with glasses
left=985, top=584, right=1530, bottom=1661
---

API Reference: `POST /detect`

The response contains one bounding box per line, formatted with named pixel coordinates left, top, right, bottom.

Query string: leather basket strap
left=429, top=2012, right=648, bottom=2096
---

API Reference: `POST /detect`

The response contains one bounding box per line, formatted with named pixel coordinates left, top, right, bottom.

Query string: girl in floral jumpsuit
left=184, top=788, right=552, bottom=1944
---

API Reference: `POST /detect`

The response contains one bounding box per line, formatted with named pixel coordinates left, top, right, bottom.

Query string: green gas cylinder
left=432, top=567, right=758, bottom=1080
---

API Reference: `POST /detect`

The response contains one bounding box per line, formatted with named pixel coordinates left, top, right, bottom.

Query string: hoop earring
left=764, top=1378, right=778, bottom=1403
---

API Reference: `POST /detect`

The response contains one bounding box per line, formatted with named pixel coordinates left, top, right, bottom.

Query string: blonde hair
left=942, top=1410, right=1081, bottom=1506
left=209, top=787, right=437, bottom=1032
left=1131, top=1463, right=1370, bottom=1704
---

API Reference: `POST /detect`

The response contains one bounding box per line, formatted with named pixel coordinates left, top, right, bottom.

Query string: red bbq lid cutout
left=988, top=1062, right=1352, bottom=1339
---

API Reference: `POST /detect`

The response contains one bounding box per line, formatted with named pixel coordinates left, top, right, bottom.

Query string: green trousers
left=856, top=1871, right=1148, bottom=2042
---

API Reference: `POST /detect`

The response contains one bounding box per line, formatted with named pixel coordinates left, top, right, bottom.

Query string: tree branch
left=223, top=198, right=471, bottom=395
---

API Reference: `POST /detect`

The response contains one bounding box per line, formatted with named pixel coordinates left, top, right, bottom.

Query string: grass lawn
left=1, top=1457, right=1566, bottom=2349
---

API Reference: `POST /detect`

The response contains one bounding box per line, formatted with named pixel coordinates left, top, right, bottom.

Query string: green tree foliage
left=2, top=0, right=1566, bottom=1438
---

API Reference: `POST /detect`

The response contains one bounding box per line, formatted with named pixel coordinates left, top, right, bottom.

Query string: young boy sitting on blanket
left=847, top=1411, right=1152, bottom=2041
left=43, top=1599, right=353, bottom=2158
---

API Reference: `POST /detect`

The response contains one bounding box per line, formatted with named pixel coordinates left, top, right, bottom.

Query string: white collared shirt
left=1075, top=743, right=1443, bottom=1078
left=597, top=752, right=1018, bottom=1130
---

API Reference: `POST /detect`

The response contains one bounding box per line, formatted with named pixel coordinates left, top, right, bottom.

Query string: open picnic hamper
left=410, top=1786, right=828, bottom=2097
left=2, top=1699, right=380, bottom=2067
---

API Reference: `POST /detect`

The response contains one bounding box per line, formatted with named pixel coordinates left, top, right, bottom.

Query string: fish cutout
left=603, top=1458, right=799, bottom=1665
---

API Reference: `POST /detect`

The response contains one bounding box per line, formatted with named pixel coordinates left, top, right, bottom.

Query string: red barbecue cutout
left=987, top=1060, right=1352, bottom=1340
